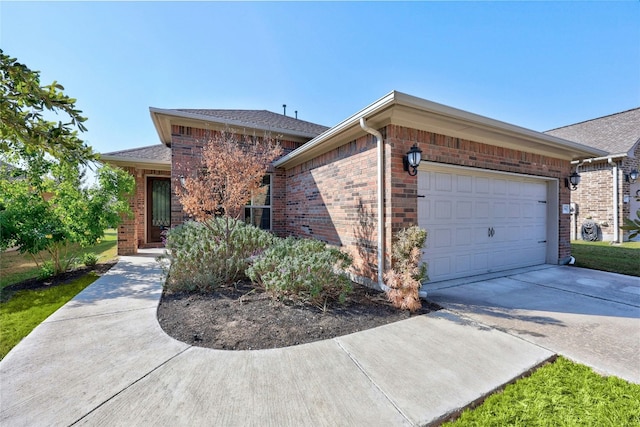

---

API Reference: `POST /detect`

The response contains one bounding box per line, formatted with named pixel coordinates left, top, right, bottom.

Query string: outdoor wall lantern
left=565, top=171, right=581, bottom=191
left=403, top=144, right=423, bottom=176
left=179, top=175, right=186, bottom=188
left=625, top=169, right=639, bottom=183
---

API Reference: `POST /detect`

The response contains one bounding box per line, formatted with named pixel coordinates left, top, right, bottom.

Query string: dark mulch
left=1, top=261, right=118, bottom=302
left=157, top=281, right=441, bottom=351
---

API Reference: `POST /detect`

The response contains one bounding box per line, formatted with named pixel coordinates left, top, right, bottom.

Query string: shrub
left=247, top=237, right=353, bottom=306
left=38, top=261, right=55, bottom=280
left=384, top=226, right=428, bottom=312
left=82, top=252, right=99, bottom=267
left=159, top=218, right=275, bottom=292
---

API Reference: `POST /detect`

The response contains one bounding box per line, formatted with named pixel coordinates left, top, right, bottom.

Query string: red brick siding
left=284, top=124, right=574, bottom=280
left=284, top=135, right=380, bottom=281
left=572, top=147, right=640, bottom=242
left=386, top=124, right=573, bottom=262
left=116, top=167, right=171, bottom=255
left=169, top=125, right=306, bottom=229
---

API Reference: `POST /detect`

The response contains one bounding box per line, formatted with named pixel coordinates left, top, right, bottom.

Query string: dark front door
left=147, top=177, right=171, bottom=243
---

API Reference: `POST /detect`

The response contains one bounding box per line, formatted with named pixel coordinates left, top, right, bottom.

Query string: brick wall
left=283, top=124, right=573, bottom=282
left=284, top=134, right=379, bottom=280
left=116, top=167, right=171, bottom=255
left=169, top=125, right=307, bottom=229
left=573, top=146, right=640, bottom=242
left=385, top=125, right=572, bottom=261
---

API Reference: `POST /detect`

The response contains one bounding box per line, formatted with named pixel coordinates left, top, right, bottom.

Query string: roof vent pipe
left=359, top=118, right=389, bottom=292
left=295, top=110, right=298, bottom=119
left=282, top=104, right=287, bottom=116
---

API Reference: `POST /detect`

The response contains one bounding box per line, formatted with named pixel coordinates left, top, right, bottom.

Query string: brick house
left=102, top=91, right=605, bottom=287
left=545, top=108, right=640, bottom=242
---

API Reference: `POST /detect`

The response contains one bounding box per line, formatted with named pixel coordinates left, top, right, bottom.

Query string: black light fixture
left=565, top=171, right=581, bottom=191
left=625, top=169, right=639, bottom=183
left=403, top=144, right=423, bottom=176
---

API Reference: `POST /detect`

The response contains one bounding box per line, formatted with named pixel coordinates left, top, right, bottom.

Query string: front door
left=147, top=177, right=171, bottom=243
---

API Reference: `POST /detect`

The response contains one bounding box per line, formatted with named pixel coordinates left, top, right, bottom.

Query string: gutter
left=359, top=118, right=389, bottom=292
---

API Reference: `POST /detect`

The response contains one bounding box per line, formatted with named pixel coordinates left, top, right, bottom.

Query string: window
left=245, top=174, right=272, bottom=230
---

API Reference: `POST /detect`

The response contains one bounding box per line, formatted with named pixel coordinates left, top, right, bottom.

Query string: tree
left=0, top=159, right=134, bottom=274
left=0, top=50, right=95, bottom=165
left=175, top=129, right=282, bottom=283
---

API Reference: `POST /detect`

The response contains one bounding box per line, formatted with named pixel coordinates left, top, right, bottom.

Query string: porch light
left=565, top=171, right=581, bottom=191
left=403, top=144, right=423, bottom=176
left=625, top=169, right=639, bottom=183
left=179, top=175, right=186, bottom=188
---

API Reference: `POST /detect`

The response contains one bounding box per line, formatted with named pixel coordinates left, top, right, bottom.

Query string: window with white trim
left=245, top=174, right=272, bottom=230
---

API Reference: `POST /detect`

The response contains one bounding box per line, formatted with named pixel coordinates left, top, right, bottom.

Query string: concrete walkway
left=4, top=253, right=633, bottom=426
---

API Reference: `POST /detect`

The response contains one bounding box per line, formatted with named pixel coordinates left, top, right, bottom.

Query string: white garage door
left=418, top=165, right=548, bottom=283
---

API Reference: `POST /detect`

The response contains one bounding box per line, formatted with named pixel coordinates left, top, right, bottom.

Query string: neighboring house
left=102, top=91, right=605, bottom=287
left=545, top=108, right=640, bottom=242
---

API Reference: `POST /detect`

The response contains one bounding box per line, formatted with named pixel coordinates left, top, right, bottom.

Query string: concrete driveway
left=427, top=265, right=640, bottom=384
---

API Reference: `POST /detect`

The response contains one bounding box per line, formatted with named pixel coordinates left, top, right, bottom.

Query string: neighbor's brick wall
left=169, top=125, right=307, bottom=229
left=573, top=146, right=640, bottom=242
left=284, top=124, right=574, bottom=281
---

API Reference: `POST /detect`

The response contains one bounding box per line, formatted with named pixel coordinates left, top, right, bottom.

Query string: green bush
left=81, top=252, right=99, bottom=267
left=159, top=218, right=275, bottom=292
left=247, top=237, right=353, bottom=305
left=38, top=261, right=55, bottom=280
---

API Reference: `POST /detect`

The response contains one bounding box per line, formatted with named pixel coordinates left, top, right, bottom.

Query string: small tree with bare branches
left=173, top=129, right=282, bottom=284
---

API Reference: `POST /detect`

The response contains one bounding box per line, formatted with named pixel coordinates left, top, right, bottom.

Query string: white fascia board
left=393, top=92, right=608, bottom=159
left=275, top=90, right=607, bottom=168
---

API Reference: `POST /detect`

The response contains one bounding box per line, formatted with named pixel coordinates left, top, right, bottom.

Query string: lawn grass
left=0, top=273, right=100, bottom=360
left=571, top=240, right=640, bottom=277
left=0, top=229, right=118, bottom=290
left=444, top=356, right=640, bottom=427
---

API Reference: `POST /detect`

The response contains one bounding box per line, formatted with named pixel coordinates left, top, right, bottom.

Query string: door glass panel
left=152, top=179, right=171, bottom=227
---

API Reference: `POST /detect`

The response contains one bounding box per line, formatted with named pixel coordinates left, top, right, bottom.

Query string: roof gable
left=545, top=108, right=640, bottom=155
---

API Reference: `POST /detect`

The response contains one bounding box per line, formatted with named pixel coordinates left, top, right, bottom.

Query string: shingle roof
left=174, top=109, right=329, bottom=137
left=544, top=108, right=640, bottom=155
left=101, top=144, right=171, bottom=164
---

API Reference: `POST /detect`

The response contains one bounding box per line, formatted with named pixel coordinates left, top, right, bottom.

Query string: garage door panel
left=418, top=167, right=549, bottom=282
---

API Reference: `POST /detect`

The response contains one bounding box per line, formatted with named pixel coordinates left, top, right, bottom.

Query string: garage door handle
left=488, top=227, right=495, bottom=237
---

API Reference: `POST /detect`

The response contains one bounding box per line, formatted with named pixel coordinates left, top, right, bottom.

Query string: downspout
left=608, top=157, right=620, bottom=242
left=359, top=118, right=389, bottom=291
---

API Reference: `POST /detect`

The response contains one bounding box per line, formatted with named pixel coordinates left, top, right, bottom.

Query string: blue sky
left=2, top=1, right=639, bottom=156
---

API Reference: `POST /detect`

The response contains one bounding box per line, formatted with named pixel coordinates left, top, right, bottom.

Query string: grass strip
left=0, top=273, right=99, bottom=360
left=0, top=229, right=117, bottom=290
left=444, top=356, right=640, bottom=426
left=570, top=241, right=640, bottom=277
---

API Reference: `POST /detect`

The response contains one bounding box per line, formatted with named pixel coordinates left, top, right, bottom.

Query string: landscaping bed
left=157, top=281, right=440, bottom=350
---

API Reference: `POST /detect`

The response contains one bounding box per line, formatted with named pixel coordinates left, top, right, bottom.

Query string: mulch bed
left=157, top=280, right=441, bottom=350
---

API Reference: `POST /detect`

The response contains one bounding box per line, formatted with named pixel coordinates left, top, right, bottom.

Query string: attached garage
left=418, top=163, right=558, bottom=282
